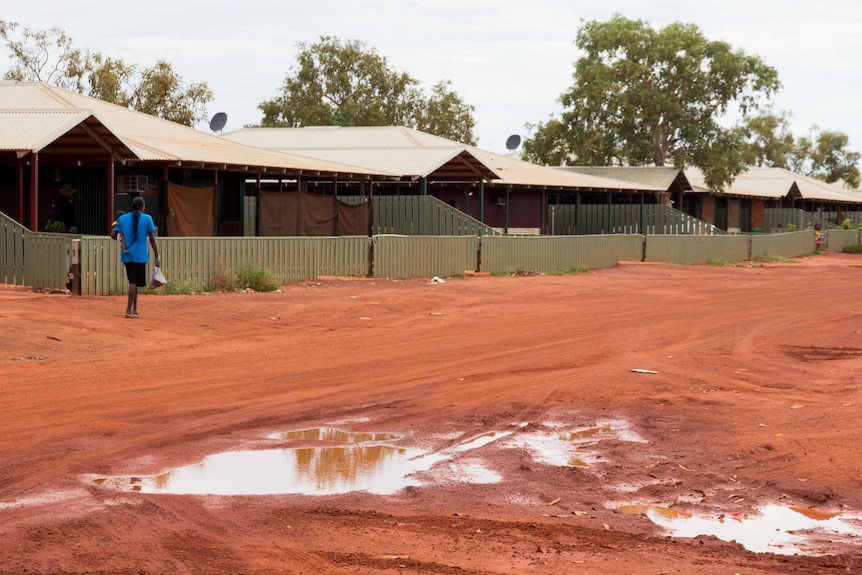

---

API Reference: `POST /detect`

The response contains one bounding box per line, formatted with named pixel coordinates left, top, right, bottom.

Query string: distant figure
left=112, top=197, right=159, bottom=318
left=814, top=223, right=824, bottom=251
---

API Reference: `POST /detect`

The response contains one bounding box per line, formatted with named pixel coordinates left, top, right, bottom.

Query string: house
left=684, top=167, right=862, bottom=232
left=0, top=82, right=395, bottom=236
left=223, top=126, right=666, bottom=235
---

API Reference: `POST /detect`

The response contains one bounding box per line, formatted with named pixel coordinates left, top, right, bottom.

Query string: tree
left=740, top=109, right=796, bottom=168
left=523, top=16, right=781, bottom=190
left=0, top=19, right=213, bottom=126
left=790, top=127, right=861, bottom=188
left=258, top=36, right=476, bottom=145
left=742, top=112, right=861, bottom=188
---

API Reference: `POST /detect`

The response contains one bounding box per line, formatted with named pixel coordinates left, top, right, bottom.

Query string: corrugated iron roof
left=0, top=82, right=394, bottom=178
left=557, top=166, right=692, bottom=191
left=224, top=126, right=665, bottom=191
left=685, top=167, right=862, bottom=203
left=0, top=110, right=137, bottom=158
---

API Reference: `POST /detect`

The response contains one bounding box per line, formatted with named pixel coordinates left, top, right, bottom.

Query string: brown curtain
left=751, top=199, right=765, bottom=231
left=301, top=192, right=337, bottom=236
left=337, top=200, right=370, bottom=236
left=167, top=183, right=216, bottom=237
left=259, top=191, right=300, bottom=236
left=727, top=199, right=740, bottom=229
left=259, top=191, right=369, bottom=236
left=700, top=195, right=715, bottom=225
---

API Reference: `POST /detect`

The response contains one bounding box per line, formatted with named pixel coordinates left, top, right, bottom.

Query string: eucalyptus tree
left=524, top=15, right=781, bottom=190
left=0, top=19, right=212, bottom=126
left=258, top=36, right=476, bottom=145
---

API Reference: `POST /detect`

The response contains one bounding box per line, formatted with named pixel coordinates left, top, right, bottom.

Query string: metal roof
left=224, top=126, right=665, bottom=191
left=0, top=110, right=136, bottom=159
left=685, top=167, right=862, bottom=203
left=0, top=82, right=393, bottom=178
left=556, top=166, right=692, bottom=191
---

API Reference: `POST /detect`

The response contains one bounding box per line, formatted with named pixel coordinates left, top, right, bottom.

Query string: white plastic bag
left=149, top=265, right=167, bottom=289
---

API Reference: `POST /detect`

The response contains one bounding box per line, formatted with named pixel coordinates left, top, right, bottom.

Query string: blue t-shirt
left=115, top=211, right=155, bottom=263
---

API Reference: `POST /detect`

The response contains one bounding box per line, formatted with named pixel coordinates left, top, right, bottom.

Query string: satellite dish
left=209, top=112, right=228, bottom=133
left=505, top=134, right=521, bottom=151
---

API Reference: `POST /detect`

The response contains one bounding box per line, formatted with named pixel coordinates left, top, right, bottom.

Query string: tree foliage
left=258, top=36, right=476, bottom=145
left=742, top=111, right=861, bottom=188
left=0, top=19, right=212, bottom=126
left=523, top=15, right=781, bottom=190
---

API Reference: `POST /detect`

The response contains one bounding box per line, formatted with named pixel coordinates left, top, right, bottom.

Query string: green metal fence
left=751, top=230, right=818, bottom=259
left=645, top=235, right=751, bottom=264
left=78, top=235, right=370, bottom=294
left=28, top=233, right=77, bottom=291
left=372, top=235, right=480, bottom=279
left=481, top=235, right=643, bottom=274
left=3, top=211, right=856, bottom=295
left=1, top=210, right=27, bottom=285
left=826, top=229, right=862, bottom=252
left=549, top=204, right=724, bottom=236
left=763, top=208, right=835, bottom=232
left=357, top=195, right=500, bottom=237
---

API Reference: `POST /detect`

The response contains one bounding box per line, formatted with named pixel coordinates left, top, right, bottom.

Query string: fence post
left=70, top=239, right=81, bottom=295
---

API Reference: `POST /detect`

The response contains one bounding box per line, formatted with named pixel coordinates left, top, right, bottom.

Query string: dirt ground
left=2, top=252, right=862, bottom=574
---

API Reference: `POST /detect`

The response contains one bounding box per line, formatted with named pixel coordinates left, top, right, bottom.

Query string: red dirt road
left=2, top=253, right=862, bottom=574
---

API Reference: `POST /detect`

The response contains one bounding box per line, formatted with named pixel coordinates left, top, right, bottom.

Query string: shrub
left=787, top=223, right=797, bottom=232
left=238, top=265, right=281, bottom=292
left=841, top=218, right=853, bottom=230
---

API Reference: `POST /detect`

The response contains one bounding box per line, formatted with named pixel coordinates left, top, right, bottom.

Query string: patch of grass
left=238, top=265, right=281, bottom=292
left=706, top=257, right=734, bottom=266
left=842, top=244, right=862, bottom=254
left=162, top=280, right=197, bottom=295
left=545, top=266, right=589, bottom=275
left=753, top=254, right=798, bottom=263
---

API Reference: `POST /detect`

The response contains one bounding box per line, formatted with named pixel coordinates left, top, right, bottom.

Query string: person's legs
left=124, top=263, right=144, bottom=318
left=126, top=283, right=138, bottom=318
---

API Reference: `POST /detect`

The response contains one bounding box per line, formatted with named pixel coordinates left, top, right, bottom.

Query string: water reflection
left=99, top=427, right=508, bottom=496
left=141, top=444, right=426, bottom=495
left=266, top=427, right=399, bottom=443
left=638, top=504, right=862, bottom=555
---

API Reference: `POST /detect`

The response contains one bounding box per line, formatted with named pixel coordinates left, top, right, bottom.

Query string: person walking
left=112, top=196, right=159, bottom=318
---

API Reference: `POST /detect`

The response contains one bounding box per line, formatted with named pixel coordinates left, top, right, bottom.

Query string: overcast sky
left=3, top=0, right=861, bottom=155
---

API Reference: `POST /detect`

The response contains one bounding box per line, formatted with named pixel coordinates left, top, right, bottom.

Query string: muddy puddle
left=87, top=419, right=862, bottom=556
left=616, top=503, right=862, bottom=555
left=90, top=421, right=644, bottom=496
left=92, top=427, right=507, bottom=496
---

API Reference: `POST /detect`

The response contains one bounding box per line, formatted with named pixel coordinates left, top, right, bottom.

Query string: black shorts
left=124, top=262, right=146, bottom=286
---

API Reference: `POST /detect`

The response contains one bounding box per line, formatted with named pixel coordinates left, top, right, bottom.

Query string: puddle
left=503, top=420, right=643, bottom=468
left=93, top=427, right=508, bottom=496
left=621, top=504, right=862, bottom=555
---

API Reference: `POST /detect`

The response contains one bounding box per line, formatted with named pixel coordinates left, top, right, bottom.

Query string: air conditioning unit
left=117, top=175, right=148, bottom=194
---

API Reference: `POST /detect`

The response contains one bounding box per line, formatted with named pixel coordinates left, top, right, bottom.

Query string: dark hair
left=130, top=197, right=144, bottom=245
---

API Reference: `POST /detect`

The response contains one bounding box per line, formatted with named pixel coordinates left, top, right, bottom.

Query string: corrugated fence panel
left=751, top=230, right=817, bottom=259
left=826, top=229, right=862, bottom=252
left=27, top=233, right=75, bottom=290
left=372, top=235, right=479, bottom=279
left=79, top=237, right=125, bottom=295
left=314, top=236, right=369, bottom=277
left=645, top=235, right=750, bottom=264
left=1, top=211, right=28, bottom=285
left=481, top=235, right=643, bottom=274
